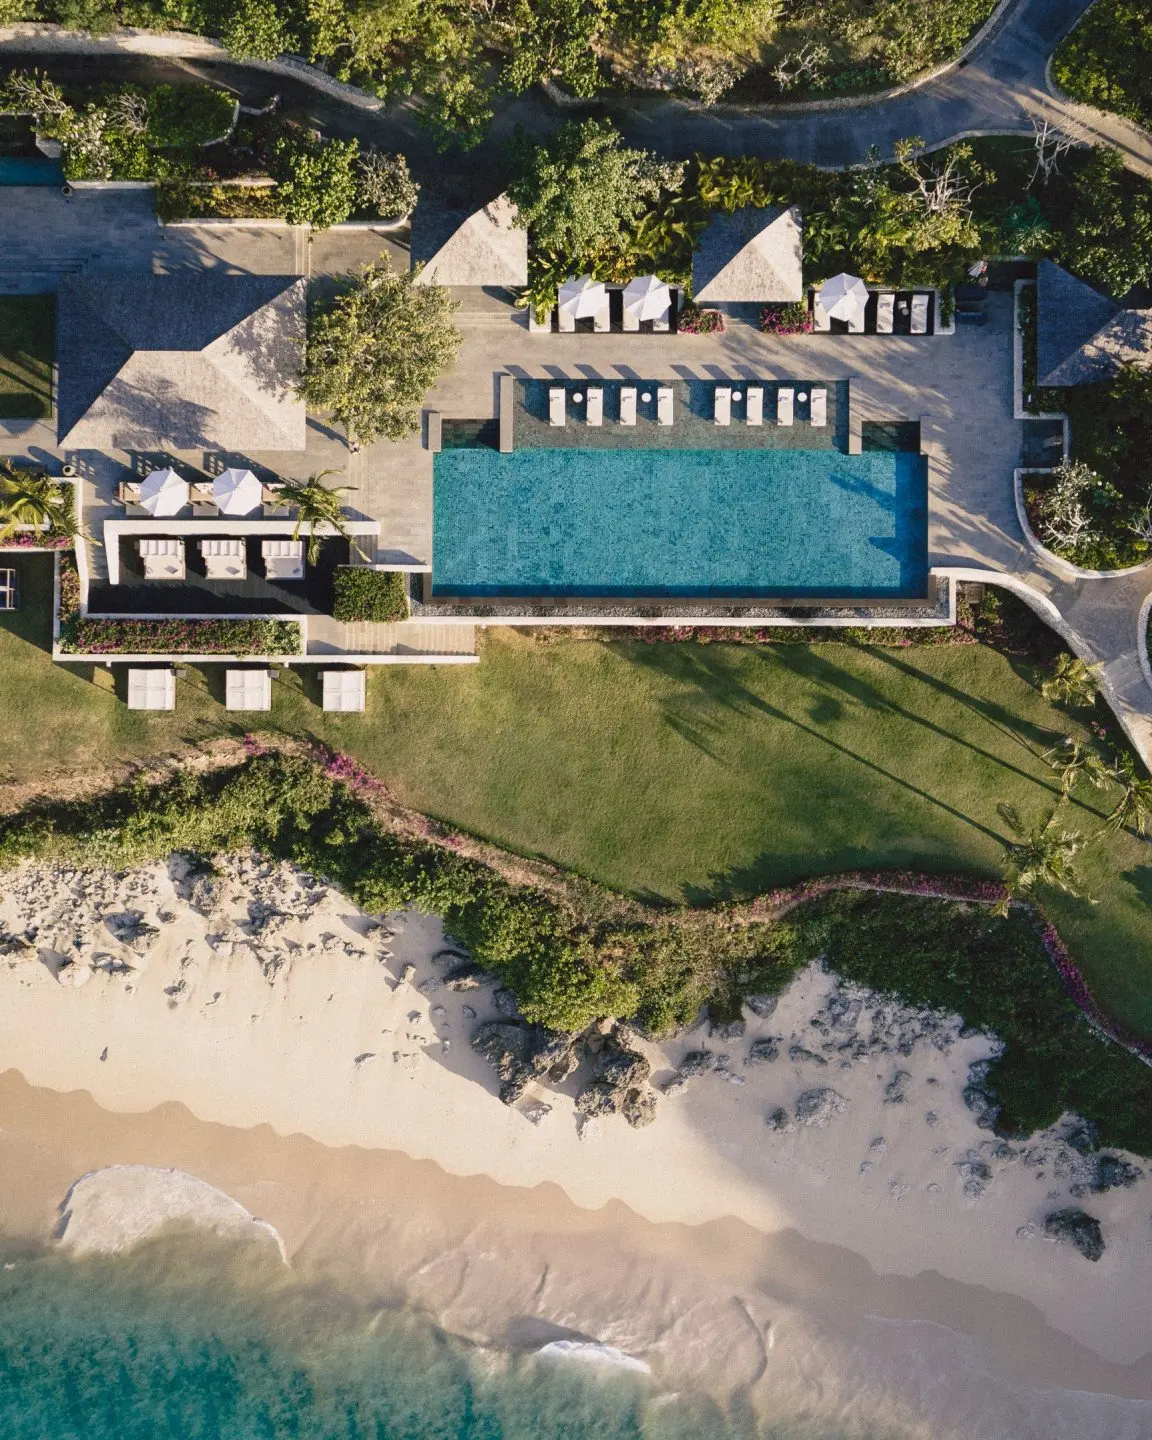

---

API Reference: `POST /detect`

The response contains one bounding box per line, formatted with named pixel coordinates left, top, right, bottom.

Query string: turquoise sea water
left=0, top=1234, right=897, bottom=1440
left=432, top=448, right=927, bottom=599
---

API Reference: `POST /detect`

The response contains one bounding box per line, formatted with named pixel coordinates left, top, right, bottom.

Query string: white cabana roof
left=558, top=276, right=607, bottom=319
left=139, top=468, right=188, bottom=517
left=623, top=274, right=671, bottom=321
left=411, top=195, right=528, bottom=287
left=213, top=467, right=262, bottom=517
left=818, top=272, right=869, bottom=322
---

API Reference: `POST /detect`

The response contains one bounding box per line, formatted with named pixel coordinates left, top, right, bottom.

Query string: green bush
left=269, top=129, right=360, bottom=229
left=332, top=567, right=409, bottom=623
left=145, top=83, right=236, bottom=149
left=1052, top=0, right=1152, bottom=130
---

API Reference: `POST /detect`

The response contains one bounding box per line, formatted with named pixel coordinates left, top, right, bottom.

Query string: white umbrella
left=623, top=274, right=671, bottom=322
left=818, top=272, right=870, bottom=323
left=212, top=467, right=262, bottom=517
left=558, top=275, right=607, bottom=320
left=139, top=467, right=188, bottom=517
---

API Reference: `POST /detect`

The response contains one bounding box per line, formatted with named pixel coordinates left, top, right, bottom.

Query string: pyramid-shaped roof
left=411, top=195, right=528, bottom=287
left=1036, top=260, right=1120, bottom=387
left=57, top=272, right=307, bottom=450
left=692, top=206, right=803, bottom=304
left=1041, top=308, right=1152, bottom=387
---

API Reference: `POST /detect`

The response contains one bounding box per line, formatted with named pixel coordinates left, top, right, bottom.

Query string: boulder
left=1073, top=1153, right=1143, bottom=1196
left=709, top=1016, right=746, bottom=1042
left=622, top=1087, right=658, bottom=1129
left=766, top=1106, right=795, bottom=1133
left=1043, top=1207, right=1104, bottom=1262
left=574, top=1079, right=621, bottom=1119
left=491, top=987, right=521, bottom=1018
left=745, top=1038, right=781, bottom=1066
left=745, top=994, right=778, bottom=1019
left=884, top=1070, right=912, bottom=1105
left=443, top=962, right=487, bottom=992
left=794, top=1088, right=848, bottom=1128
left=789, top=1045, right=827, bottom=1067
left=678, top=1050, right=719, bottom=1078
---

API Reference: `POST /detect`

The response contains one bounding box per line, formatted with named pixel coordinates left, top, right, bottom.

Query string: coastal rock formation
left=794, top=1088, right=848, bottom=1128
left=575, top=1030, right=658, bottom=1127
left=746, top=1038, right=781, bottom=1066
left=1043, top=1207, right=1105, bottom=1261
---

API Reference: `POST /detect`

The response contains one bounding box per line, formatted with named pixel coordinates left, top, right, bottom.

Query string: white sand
left=0, top=854, right=1149, bottom=1436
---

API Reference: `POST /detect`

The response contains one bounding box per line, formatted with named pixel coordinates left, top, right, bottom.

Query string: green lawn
left=2, top=586, right=1149, bottom=1038
left=0, top=295, right=54, bottom=420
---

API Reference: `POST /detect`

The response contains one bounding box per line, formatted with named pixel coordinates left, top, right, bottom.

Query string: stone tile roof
left=1035, top=259, right=1121, bottom=387
left=57, top=272, right=307, bottom=450
left=410, top=195, right=528, bottom=288
left=691, top=206, right=803, bottom=304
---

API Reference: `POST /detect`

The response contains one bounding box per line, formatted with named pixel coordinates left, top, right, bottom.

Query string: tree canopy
left=299, top=263, right=461, bottom=450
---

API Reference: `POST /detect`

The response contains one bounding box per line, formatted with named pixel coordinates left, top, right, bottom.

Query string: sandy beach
left=0, top=853, right=1149, bottom=1437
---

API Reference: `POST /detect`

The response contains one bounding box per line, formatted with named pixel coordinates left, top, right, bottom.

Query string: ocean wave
left=535, top=1339, right=651, bottom=1374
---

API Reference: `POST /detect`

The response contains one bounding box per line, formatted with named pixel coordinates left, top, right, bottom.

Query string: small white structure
left=713, top=386, right=731, bottom=426
left=585, top=387, right=603, bottom=426
left=262, top=539, right=304, bottom=580
left=657, top=386, right=674, bottom=426
left=622, top=275, right=672, bottom=332
left=139, top=468, right=188, bottom=518
left=322, top=669, right=366, bottom=713
left=138, top=537, right=185, bottom=580
left=127, top=668, right=175, bottom=711
left=810, top=387, right=827, bottom=427
left=199, top=537, right=246, bottom=580
left=911, top=294, right=930, bottom=334
left=212, top=468, right=262, bottom=517
left=745, top=386, right=764, bottom=426
left=619, top=386, right=637, bottom=426
left=777, top=387, right=795, bottom=426
left=876, top=293, right=895, bottom=334
left=558, top=276, right=609, bottom=333
left=818, top=273, right=869, bottom=329
left=225, top=668, right=273, bottom=712
left=549, top=387, right=566, bottom=426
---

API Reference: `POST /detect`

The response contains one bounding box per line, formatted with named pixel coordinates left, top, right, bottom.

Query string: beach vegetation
left=299, top=262, right=462, bottom=450
left=993, top=804, right=1092, bottom=916
left=1041, top=652, right=1102, bottom=708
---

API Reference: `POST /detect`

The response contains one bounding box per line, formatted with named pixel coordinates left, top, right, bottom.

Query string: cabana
left=557, top=276, right=609, bottom=334
left=199, top=537, right=246, bottom=580
left=322, top=669, right=366, bottom=713
left=692, top=207, right=803, bottom=309
left=622, top=275, right=672, bottom=332
left=410, top=195, right=528, bottom=288
left=127, top=668, right=175, bottom=711
left=225, top=668, right=273, bottom=712
left=137, top=537, right=185, bottom=580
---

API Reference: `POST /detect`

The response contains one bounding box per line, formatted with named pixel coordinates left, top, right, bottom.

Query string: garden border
left=1012, top=468, right=1152, bottom=580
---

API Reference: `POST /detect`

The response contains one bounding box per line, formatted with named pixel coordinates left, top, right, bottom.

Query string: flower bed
left=0, top=531, right=73, bottom=549
left=1022, top=463, right=1149, bottom=571
left=760, top=301, right=813, bottom=335
left=60, top=616, right=301, bottom=657
left=677, top=302, right=725, bottom=335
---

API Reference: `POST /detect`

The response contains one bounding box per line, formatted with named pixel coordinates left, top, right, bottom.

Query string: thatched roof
left=410, top=195, right=528, bottom=287
left=57, top=273, right=306, bottom=451
left=692, top=206, right=803, bottom=304
left=1035, top=260, right=1125, bottom=387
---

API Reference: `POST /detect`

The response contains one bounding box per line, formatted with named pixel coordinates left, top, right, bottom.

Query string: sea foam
left=535, top=1339, right=651, bottom=1373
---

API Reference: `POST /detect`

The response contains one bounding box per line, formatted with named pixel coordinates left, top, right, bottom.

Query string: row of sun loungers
left=137, top=537, right=305, bottom=582
left=126, top=667, right=365, bottom=712
left=118, top=482, right=289, bottom=518
left=713, top=385, right=825, bottom=427
left=550, top=386, right=674, bottom=427
left=814, top=292, right=932, bottom=335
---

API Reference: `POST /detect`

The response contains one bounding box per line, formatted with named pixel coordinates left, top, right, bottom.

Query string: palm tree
left=1043, top=736, right=1112, bottom=798
left=0, top=462, right=78, bottom=542
left=1041, top=652, right=1102, bottom=709
left=275, top=470, right=354, bottom=565
left=1101, top=756, right=1152, bottom=838
left=993, top=803, right=1092, bottom=916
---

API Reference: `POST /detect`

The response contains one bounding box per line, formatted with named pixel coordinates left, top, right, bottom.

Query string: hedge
left=60, top=617, right=301, bottom=656
left=333, top=568, right=409, bottom=623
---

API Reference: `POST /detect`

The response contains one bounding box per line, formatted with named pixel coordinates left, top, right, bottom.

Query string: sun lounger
left=322, top=669, right=366, bottom=713
left=262, top=539, right=304, bottom=581
left=811, top=294, right=831, bottom=332
left=713, top=386, right=731, bottom=426
left=117, top=481, right=148, bottom=517
left=592, top=297, right=610, bottom=333
left=619, top=386, right=637, bottom=426
left=622, top=308, right=640, bottom=333
left=262, top=484, right=290, bottom=518
left=225, top=668, right=272, bottom=712
left=911, top=294, right=930, bottom=334
left=199, top=537, right=246, bottom=580
left=876, top=293, right=895, bottom=334
left=138, top=537, right=185, bottom=581
left=847, top=310, right=865, bottom=333
left=809, top=387, right=827, bottom=427
left=189, top=484, right=218, bottom=518
left=585, top=387, right=603, bottom=426
left=549, top=387, right=566, bottom=427
left=558, top=307, right=576, bottom=333
left=127, top=668, right=175, bottom=711
left=776, top=387, right=794, bottom=427
left=745, top=386, right=764, bottom=426
left=657, top=386, right=674, bottom=426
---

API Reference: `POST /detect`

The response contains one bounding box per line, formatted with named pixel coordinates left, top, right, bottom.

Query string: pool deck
left=0, top=208, right=1147, bottom=763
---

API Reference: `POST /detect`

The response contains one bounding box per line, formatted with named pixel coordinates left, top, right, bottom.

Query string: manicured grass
left=1, top=604, right=1148, bottom=1038
left=0, top=295, right=54, bottom=421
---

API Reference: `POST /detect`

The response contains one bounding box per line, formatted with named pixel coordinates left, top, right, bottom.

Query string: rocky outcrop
left=745, top=1038, right=781, bottom=1066
left=470, top=1021, right=583, bottom=1105
left=575, top=1028, right=658, bottom=1130
left=794, top=1088, right=848, bottom=1128
left=1043, top=1207, right=1105, bottom=1262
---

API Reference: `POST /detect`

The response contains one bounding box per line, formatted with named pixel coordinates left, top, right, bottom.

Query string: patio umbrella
left=213, top=467, right=262, bottom=517
left=623, top=274, right=671, bottom=322
left=818, top=272, right=869, bottom=323
left=139, top=467, right=188, bottom=517
left=558, top=275, right=607, bottom=320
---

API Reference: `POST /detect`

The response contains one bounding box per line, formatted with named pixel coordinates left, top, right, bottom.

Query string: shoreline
left=0, top=853, right=1149, bottom=1433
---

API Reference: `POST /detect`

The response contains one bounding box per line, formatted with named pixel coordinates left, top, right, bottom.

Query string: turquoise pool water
left=0, top=156, right=65, bottom=185
left=433, top=448, right=928, bottom=599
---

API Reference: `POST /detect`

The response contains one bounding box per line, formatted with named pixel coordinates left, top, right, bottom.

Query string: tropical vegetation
left=299, top=263, right=461, bottom=449
left=1052, top=0, right=1152, bottom=131
left=333, top=567, right=409, bottom=623
left=274, top=471, right=353, bottom=564
left=0, top=464, right=77, bottom=543
left=58, top=615, right=302, bottom=656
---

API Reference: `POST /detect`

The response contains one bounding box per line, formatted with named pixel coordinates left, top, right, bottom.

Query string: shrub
left=332, top=567, right=409, bottom=623
left=355, top=148, right=419, bottom=220
left=145, top=83, right=236, bottom=149
left=60, top=617, right=301, bottom=656
left=760, top=300, right=812, bottom=335
left=270, top=130, right=360, bottom=229
left=1052, top=0, right=1152, bottom=131
left=154, top=180, right=285, bottom=223
left=677, top=302, right=725, bottom=334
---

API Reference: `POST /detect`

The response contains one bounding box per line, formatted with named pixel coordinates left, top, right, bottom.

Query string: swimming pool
left=433, top=448, right=928, bottom=599
left=0, top=156, right=65, bottom=185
